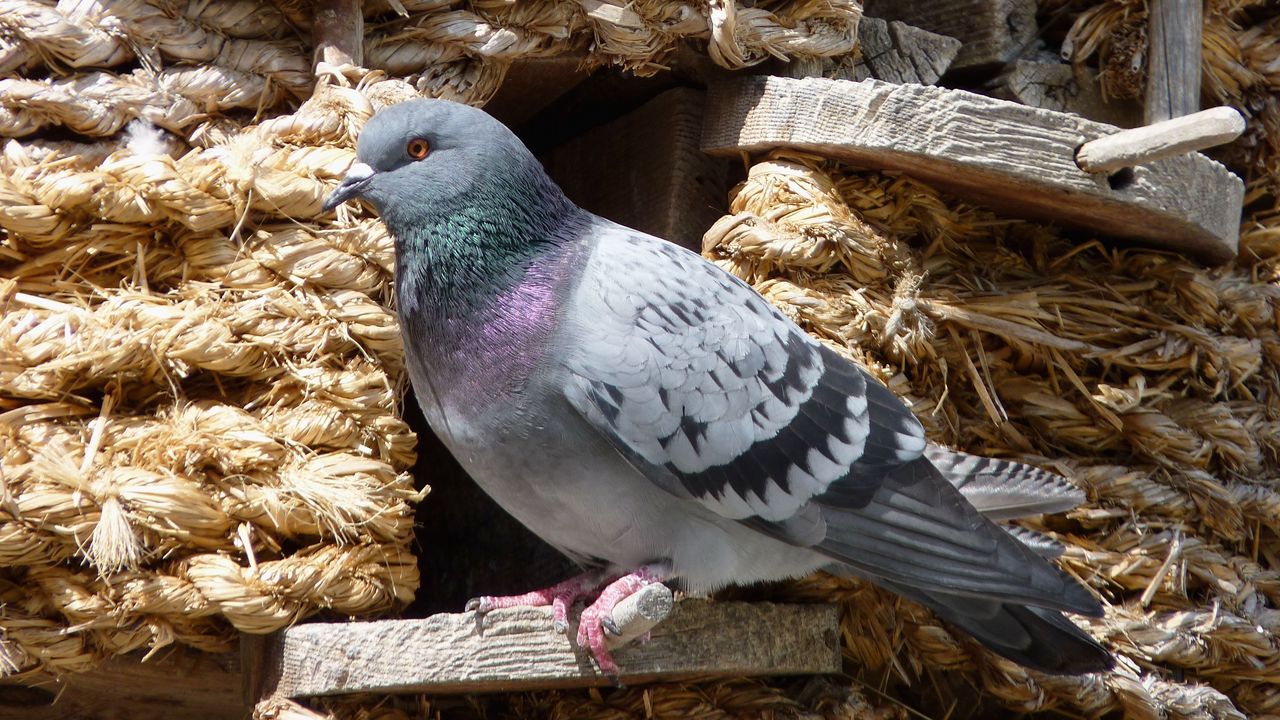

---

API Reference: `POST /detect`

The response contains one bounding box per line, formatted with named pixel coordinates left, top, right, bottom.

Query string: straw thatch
left=0, top=77, right=423, bottom=681
left=0, top=0, right=861, bottom=133
left=0, top=0, right=864, bottom=685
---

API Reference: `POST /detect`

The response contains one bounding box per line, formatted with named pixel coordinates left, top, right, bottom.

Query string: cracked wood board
left=852, top=18, right=961, bottom=85
left=702, top=76, right=1242, bottom=263
left=254, top=600, right=840, bottom=698
left=862, top=0, right=1036, bottom=72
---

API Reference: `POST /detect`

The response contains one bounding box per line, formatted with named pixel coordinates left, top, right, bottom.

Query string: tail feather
left=928, top=444, right=1084, bottom=521
left=879, top=579, right=1114, bottom=674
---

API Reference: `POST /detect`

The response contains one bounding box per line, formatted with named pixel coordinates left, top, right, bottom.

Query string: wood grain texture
left=853, top=18, right=962, bottom=85
left=993, top=60, right=1141, bottom=128
left=1077, top=106, right=1246, bottom=172
left=0, top=651, right=245, bottom=720
left=1146, top=0, right=1202, bottom=123
left=260, top=600, right=840, bottom=697
left=702, top=75, right=1242, bottom=263
left=541, top=87, right=729, bottom=252
left=862, top=0, right=1036, bottom=71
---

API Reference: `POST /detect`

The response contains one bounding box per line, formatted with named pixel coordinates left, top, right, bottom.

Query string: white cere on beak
left=345, top=162, right=376, bottom=183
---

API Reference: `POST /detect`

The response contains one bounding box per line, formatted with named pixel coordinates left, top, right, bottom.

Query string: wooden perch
left=1076, top=106, right=1246, bottom=173
left=253, top=600, right=839, bottom=698
left=702, top=76, right=1243, bottom=263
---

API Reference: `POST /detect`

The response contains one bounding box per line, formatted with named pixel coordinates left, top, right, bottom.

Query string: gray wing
left=562, top=223, right=1099, bottom=615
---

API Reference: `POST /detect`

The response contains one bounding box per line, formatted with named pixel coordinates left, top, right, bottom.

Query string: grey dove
left=322, top=99, right=1113, bottom=677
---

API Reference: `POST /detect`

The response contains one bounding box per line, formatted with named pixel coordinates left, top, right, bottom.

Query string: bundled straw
left=0, top=0, right=860, bottom=134
left=0, top=74, right=425, bottom=680
left=692, top=151, right=1279, bottom=719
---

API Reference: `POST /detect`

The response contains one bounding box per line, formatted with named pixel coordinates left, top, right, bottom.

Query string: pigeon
left=323, top=98, right=1113, bottom=677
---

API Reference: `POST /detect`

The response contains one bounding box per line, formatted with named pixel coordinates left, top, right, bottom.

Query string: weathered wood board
left=702, top=76, right=1242, bottom=262
left=256, top=600, right=840, bottom=698
left=541, top=87, right=729, bottom=252
left=862, top=0, right=1036, bottom=72
left=0, top=651, right=245, bottom=720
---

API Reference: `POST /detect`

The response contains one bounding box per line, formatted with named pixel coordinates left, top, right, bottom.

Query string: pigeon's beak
left=323, top=162, right=376, bottom=211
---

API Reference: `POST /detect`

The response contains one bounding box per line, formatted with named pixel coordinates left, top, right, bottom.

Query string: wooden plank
left=1146, top=0, right=1202, bottom=123
left=1076, top=106, right=1246, bottom=173
left=259, top=600, right=840, bottom=697
left=540, top=87, right=729, bottom=252
left=0, top=650, right=245, bottom=720
left=993, top=60, right=1141, bottom=128
left=702, top=76, right=1242, bottom=263
left=862, top=0, right=1036, bottom=72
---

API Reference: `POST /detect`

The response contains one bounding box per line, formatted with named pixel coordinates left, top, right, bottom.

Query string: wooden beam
left=1076, top=106, right=1246, bottom=173
left=256, top=600, right=840, bottom=698
left=0, top=651, right=245, bottom=720
left=702, top=76, right=1242, bottom=263
left=861, top=0, right=1036, bottom=72
left=1145, top=0, right=1202, bottom=123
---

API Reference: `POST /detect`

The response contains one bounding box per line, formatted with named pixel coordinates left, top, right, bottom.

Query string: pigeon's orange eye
left=407, top=138, right=430, bottom=160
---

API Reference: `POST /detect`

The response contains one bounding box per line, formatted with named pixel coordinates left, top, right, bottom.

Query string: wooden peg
left=1075, top=106, right=1246, bottom=173
left=604, top=583, right=675, bottom=649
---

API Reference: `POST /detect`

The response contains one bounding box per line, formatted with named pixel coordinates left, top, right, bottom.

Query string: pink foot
left=466, top=569, right=607, bottom=633
left=575, top=564, right=669, bottom=678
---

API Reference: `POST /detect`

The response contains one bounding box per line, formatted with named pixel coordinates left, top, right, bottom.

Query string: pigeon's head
left=323, top=99, right=534, bottom=220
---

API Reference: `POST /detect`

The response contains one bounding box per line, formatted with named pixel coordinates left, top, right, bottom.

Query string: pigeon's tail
left=874, top=578, right=1114, bottom=675
left=927, top=445, right=1085, bottom=522
left=805, top=456, right=1112, bottom=674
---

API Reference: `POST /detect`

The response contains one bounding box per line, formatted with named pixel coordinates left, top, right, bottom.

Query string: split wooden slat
left=702, top=75, right=1243, bottom=263
left=851, top=18, right=962, bottom=86
left=861, top=0, right=1036, bottom=72
left=253, top=600, right=840, bottom=698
